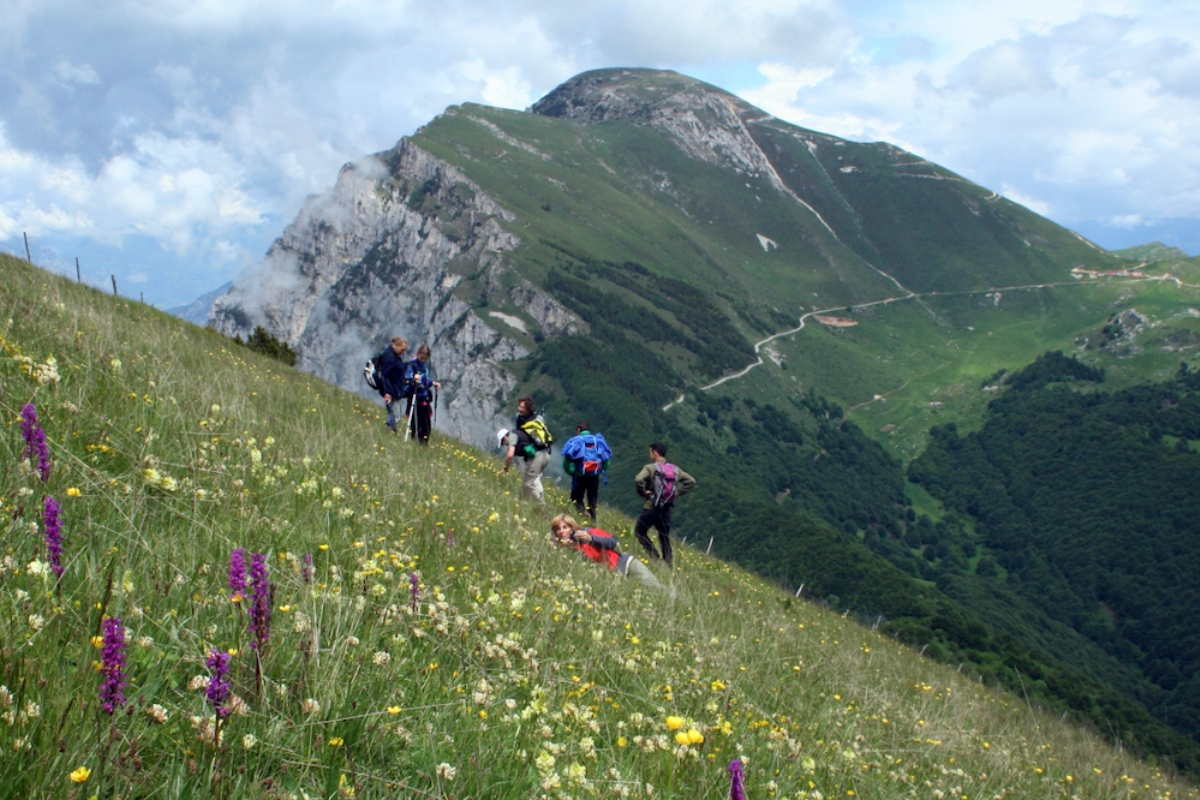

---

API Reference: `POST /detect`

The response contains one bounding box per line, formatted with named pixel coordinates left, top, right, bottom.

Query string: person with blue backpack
left=633, top=442, right=696, bottom=568
left=560, top=421, right=612, bottom=521
left=403, top=344, right=440, bottom=445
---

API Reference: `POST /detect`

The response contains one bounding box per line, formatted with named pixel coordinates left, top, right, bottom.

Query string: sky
left=2, top=0, right=1198, bottom=308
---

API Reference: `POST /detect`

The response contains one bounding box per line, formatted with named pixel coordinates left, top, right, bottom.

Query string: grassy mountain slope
left=388, top=69, right=1200, bottom=758
left=1115, top=243, right=1192, bottom=262
left=3, top=256, right=1197, bottom=798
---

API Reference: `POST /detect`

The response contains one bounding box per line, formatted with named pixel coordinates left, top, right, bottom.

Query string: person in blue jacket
left=377, top=337, right=409, bottom=433
left=403, top=344, right=440, bottom=444
left=560, top=422, right=612, bottom=521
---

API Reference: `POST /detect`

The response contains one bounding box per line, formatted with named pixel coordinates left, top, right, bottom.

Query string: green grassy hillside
left=3, top=255, right=1196, bottom=798
left=378, top=71, right=1200, bottom=762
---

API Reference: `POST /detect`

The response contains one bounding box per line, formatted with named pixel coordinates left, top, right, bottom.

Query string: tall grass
left=0, top=253, right=1193, bottom=798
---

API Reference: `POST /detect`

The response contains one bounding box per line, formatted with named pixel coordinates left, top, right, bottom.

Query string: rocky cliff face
left=209, top=138, right=580, bottom=447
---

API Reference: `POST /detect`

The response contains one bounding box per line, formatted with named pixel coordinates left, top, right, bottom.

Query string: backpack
left=517, top=414, right=554, bottom=453
left=650, top=463, right=678, bottom=508
left=563, top=432, right=612, bottom=475
left=363, top=348, right=388, bottom=393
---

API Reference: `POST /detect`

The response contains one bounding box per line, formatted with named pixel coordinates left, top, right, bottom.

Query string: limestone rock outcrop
left=209, top=138, right=578, bottom=447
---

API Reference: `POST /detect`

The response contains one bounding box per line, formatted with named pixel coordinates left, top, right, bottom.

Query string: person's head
left=550, top=514, right=581, bottom=544
left=390, top=336, right=408, bottom=356
left=576, top=421, right=589, bottom=433
left=518, top=396, right=535, bottom=416
left=649, top=442, right=668, bottom=461
left=415, top=344, right=431, bottom=362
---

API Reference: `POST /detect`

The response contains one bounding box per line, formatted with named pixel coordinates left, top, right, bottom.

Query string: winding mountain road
left=662, top=272, right=1195, bottom=411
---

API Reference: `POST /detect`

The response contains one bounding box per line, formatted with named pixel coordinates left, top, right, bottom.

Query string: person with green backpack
left=501, top=396, right=553, bottom=504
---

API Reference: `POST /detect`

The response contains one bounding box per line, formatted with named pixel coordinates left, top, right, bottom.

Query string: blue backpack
left=563, top=432, right=612, bottom=475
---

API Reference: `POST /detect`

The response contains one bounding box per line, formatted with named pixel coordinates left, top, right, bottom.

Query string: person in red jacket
left=550, top=514, right=665, bottom=591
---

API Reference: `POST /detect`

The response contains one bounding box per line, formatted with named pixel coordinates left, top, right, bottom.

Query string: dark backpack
left=363, top=348, right=388, bottom=393
left=650, top=463, right=678, bottom=508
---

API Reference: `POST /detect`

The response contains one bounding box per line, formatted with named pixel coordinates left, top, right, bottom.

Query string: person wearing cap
left=550, top=514, right=665, bottom=591
left=501, top=397, right=551, bottom=504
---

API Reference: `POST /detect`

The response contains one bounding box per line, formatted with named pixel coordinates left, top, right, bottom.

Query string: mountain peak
left=531, top=67, right=743, bottom=123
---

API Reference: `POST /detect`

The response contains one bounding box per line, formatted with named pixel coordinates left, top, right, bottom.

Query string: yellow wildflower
left=70, top=766, right=91, bottom=783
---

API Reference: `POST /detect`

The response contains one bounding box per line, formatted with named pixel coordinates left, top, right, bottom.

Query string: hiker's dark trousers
left=634, top=505, right=673, bottom=565
left=411, top=397, right=432, bottom=444
left=571, top=475, right=600, bottom=520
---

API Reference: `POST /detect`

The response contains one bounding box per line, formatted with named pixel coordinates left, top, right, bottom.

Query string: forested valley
left=910, top=352, right=1200, bottom=743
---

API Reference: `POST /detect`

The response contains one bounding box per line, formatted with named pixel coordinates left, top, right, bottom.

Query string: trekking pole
left=433, top=387, right=438, bottom=424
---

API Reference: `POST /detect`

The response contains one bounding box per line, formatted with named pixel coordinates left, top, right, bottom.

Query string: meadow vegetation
left=1, top=252, right=1196, bottom=799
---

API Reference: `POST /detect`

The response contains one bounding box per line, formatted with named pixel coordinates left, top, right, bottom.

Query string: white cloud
left=1001, top=185, right=1052, bottom=217
left=740, top=2, right=1200, bottom=233
left=0, top=0, right=1197, bottom=302
left=53, top=61, right=100, bottom=86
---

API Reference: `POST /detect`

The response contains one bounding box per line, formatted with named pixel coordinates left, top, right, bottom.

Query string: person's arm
left=577, top=529, right=616, bottom=550
left=379, top=351, right=398, bottom=401
left=403, top=361, right=424, bottom=396
left=634, top=464, right=653, bottom=498
left=503, top=444, right=516, bottom=473
left=676, top=468, right=697, bottom=496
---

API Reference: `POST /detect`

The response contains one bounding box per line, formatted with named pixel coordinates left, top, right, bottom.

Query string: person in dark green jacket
left=632, top=442, right=696, bottom=567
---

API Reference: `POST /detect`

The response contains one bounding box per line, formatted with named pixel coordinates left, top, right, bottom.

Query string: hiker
left=378, top=336, right=410, bottom=433
left=403, top=344, right=440, bottom=445
left=550, top=514, right=665, bottom=591
left=501, top=396, right=552, bottom=504
left=560, top=421, right=612, bottom=521
left=633, top=442, right=696, bottom=567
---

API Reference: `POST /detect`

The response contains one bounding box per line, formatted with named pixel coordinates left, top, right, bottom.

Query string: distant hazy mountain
left=1114, top=241, right=1192, bottom=262
left=169, top=281, right=231, bottom=325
